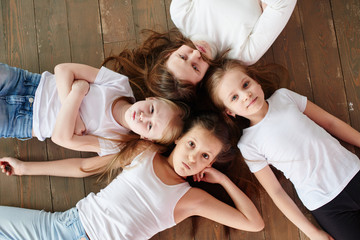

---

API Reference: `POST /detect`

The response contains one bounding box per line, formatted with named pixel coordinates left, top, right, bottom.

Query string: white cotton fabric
left=170, top=0, right=296, bottom=65
left=32, top=67, right=135, bottom=156
left=76, top=150, right=191, bottom=240
left=238, top=88, right=360, bottom=210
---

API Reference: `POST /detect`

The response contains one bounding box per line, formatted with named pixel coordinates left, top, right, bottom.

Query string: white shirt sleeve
left=240, top=0, right=297, bottom=65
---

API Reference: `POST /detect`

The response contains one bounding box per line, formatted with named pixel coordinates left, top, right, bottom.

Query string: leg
left=312, top=171, right=360, bottom=240
left=0, top=206, right=89, bottom=240
left=0, top=63, right=40, bottom=139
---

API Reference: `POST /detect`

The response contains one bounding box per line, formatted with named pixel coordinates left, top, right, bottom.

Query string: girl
left=170, top=0, right=297, bottom=65
left=0, top=112, right=264, bottom=240
left=105, top=0, right=296, bottom=101
left=0, top=63, right=187, bottom=156
left=205, top=59, right=360, bottom=240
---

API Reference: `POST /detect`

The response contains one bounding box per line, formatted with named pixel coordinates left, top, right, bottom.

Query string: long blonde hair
left=86, top=97, right=190, bottom=184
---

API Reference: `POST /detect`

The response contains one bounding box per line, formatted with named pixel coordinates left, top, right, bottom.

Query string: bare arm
left=51, top=80, right=101, bottom=153
left=0, top=154, right=115, bottom=178
left=304, top=100, right=360, bottom=148
left=177, top=167, right=264, bottom=232
left=254, top=165, right=334, bottom=239
left=54, top=63, right=99, bottom=103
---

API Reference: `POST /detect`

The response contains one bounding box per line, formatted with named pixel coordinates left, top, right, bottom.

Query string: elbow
left=251, top=218, right=265, bottom=232
left=51, top=134, right=71, bottom=148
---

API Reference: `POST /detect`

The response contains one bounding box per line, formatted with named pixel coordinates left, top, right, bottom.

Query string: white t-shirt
left=32, top=67, right=135, bottom=156
left=170, top=0, right=296, bottom=65
left=238, top=88, right=360, bottom=210
left=76, top=150, right=191, bottom=240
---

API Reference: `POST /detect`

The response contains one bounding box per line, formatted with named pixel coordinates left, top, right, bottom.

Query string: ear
left=225, top=109, right=236, bottom=117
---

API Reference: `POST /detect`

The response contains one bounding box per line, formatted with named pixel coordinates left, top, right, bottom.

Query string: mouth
left=132, top=111, right=136, bottom=120
left=196, top=45, right=207, bottom=54
left=182, top=162, right=190, bottom=170
left=247, top=97, right=257, bottom=108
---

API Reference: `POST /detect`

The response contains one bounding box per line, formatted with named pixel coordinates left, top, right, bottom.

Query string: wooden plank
left=99, top=0, right=136, bottom=44
left=66, top=0, right=104, bottom=66
left=331, top=0, right=360, bottom=155
left=155, top=218, right=194, bottom=240
left=272, top=4, right=313, bottom=99
left=164, top=0, right=175, bottom=30
left=34, top=0, right=71, bottom=71
left=298, top=0, right=348, bottom=121
left=0, top=0, right=6, bottom=62
left=1, top=0, right=53, bottom=211
left=132, top=0, right=168, bottom=43
left=33, top=0, right=86, bottom=212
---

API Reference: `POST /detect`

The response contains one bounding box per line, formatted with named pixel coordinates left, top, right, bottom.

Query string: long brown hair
left=103, top=29, right=224, bottom=101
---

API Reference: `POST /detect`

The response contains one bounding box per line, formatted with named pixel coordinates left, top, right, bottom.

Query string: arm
left=254, top=165, right=334, bottom=239
left=54, top=63, right=99, bottom=103
left=178, top=167, right=264, bottom=232
left=55, top=63, right=99, bottom=135
left=304, top=100, right=360, bottom=148
left=51, top=80, right=101, bottom=153
left=0, top=154, right=115, bottom=178
left=242, top=0, right=297, bottom=65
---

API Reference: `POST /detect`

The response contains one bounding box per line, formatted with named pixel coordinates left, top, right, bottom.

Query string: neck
left=112, top=98, right=132, bottom=129
left=249, top=101, right=269, bottom=126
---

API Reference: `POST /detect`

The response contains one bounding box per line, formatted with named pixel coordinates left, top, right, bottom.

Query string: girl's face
left=171, top=125, right=222, bottom=177
left=124, top=97, right=175, bottom=141
left=166, top=45, right=210, bottom=85
left=217, top=69, right=267, bottom=122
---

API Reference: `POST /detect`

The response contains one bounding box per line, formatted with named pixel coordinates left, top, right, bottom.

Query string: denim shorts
left=0, top=206, right=89, bottom=240
left=0, top=63, right=41, bottom=139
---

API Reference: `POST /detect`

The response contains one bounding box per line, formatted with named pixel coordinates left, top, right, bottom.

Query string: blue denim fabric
left=0, top=206, right=89, bottom=240
left=0, top=63, right=41, bottom=139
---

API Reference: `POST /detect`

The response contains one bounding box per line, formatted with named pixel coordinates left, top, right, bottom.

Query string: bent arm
left=51, top=80, right=101, bottom=153
left=54, top=63, right=99, bottom=104
left=254, top=165, right=333, bottom=239
left=181, top=168, right=264, bottom=232
left=241, top=0, right=297, bottom=65
left=304, top=100, right=360, bottom=148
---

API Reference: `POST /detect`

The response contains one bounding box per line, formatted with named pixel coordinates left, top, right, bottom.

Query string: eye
left=202, top=153, right=209, bottom=159
left=192, top=65, right=199, bottom=72
left=243, top=81, right=249, bottom=88
left=188, top=141, right=195, bottom=148
left=148, top=122, right=153, bottom=130
left=150, top=105, right=154, bottom=114
left=179, top=54, right=186, bottom=60
left=231, top=94, right=238, bottom=102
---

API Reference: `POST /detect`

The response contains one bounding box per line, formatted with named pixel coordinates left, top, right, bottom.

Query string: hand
left=0, top=157, right=24, bottom=176
left=71, top=79, right=90, bottom=96
left=74, top=114, right=86, bottom=136
left=193, top=167, right=226, bottom=184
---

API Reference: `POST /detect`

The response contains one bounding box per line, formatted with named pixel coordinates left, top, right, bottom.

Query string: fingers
left=0, top=161, right=12, bottom=176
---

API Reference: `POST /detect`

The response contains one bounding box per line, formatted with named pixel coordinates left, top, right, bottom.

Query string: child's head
left=170, top=112, right=238, bottom=177
left=125, top=97, right=189, bottom=146
left=144, top=30, right=220, bottom=101
left=206, top=59, right=279, bottom=117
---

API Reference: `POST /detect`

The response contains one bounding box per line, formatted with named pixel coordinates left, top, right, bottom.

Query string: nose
left=190, top=49, right=201, bottom=60
left=188, top=153, right=196, bottom=163
left=242, top=91, right=252, bottom=102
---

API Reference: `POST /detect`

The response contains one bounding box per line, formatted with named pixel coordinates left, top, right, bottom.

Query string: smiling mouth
left=182, top=162, right=190, bottom=170
left=247, top=97, right=257, bottom=108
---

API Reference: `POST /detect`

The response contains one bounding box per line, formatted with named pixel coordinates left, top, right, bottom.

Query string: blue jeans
left=0, top=63, right=40, bottom=139
left=0, top=206, right=89, bottom=240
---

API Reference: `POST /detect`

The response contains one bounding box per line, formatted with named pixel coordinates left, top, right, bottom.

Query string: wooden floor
left=1, top=0, right=359, bottom=239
